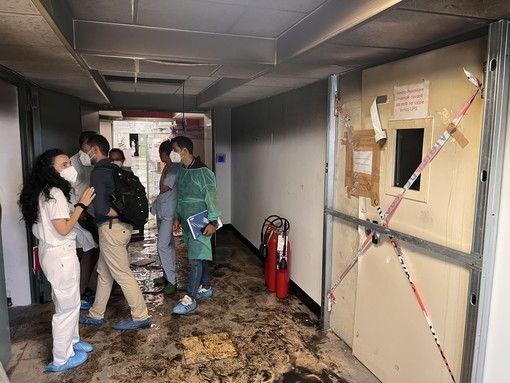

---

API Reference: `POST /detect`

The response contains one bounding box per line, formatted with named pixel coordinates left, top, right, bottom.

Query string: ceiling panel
left=132, top=74, right=188, bottom=81
left=199, top=0, right=251, bottom=5
left=183, top=77, right=218, bottom=88
left=139, top=60, right=219, bottom=77
left=0, top=0, right=504, bottom=109
left=265, top=63, right=353, bottom=78
left=100, top=70, right=137, bottom=78
left=0, top=0, right=39, bottom=14
left=399, top=0, right=510, bottom=20
left=246, top=0, right=327, bottom=13
left=0, top=43, right=75, bottom=61
left=137, top=0, right=245, bottom=33
left=0, top=14, right=63, bottom=46
left=292, top=44, right=407, bottom=66
left=228, top=8, right=306, bottom=38
left=0, top=60, right=83, bottom=75
left=74, top=20, right=275, bottom=65
left=227, top=84, right=292, bottom=96
left=134, top=83, right=183, bottom=94
left=182, top=86, right=212, bottom=95
left=328, top=9, right=488, bottom=49
left=211, top=64, right=273, bottom=79
left=67, top=0, right=133, bottom=24
left=108, top=82, right=136, bottom=93
left=247, top=76, right=317, bottom=88
left=23, top=72, right=107, bottom=103
left=82, top=55, right=135, bottom=72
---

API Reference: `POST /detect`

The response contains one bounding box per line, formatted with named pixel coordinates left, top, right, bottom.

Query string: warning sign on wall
left=394, top=81, right=429, bottom=120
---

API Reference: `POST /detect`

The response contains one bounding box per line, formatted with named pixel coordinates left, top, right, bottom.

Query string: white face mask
left=169, top=150, right=182, bottom=163
left=112, top=160, right=123, bottom=167
left=60, top=166, right=78, bottom=184
left=79, top=150, right=92, bottom=167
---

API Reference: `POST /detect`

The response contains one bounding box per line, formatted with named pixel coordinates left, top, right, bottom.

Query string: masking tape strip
left=446, top=122, right=469, bottom=148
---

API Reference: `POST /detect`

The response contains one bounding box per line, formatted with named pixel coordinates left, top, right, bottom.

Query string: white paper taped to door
left=370, top=98, right=387, bottom=144
left=353, top=150, right=372, bottom=175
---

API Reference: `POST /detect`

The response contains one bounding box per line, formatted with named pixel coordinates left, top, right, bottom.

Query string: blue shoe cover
left=79, top=316, right=107, bottom=326
left=73, top=340, right=94, bottom=353
left=45, top=351, right=88, bottom=372
left=112, top=317, right=152, bottom=331
left=195, top=287, right=213, bottom=300
left=80, top=299, right=94, bottom=310
left=172, top=296, right=197, bottom=315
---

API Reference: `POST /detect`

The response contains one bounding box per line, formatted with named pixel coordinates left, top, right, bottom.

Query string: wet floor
left=6, top=229, right=379, bottom=383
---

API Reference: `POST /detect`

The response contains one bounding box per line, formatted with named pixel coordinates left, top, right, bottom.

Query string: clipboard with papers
left=186, top=210, right=222, bottom=240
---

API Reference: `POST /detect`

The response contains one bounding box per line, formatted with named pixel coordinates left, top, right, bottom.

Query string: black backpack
left=99, top=163, right=149, bottom=227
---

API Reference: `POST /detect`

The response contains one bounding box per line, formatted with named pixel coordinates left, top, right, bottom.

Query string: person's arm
left=52, top=187, right=96, bottom=236
left=201, top=169, right=221, bottom=236
left=159, top=164, right=170, bottom=193
left=90, top=167, right=118, bottom=218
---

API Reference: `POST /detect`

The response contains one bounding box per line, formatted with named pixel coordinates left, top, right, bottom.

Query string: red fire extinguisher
left=265, top=229, right=278, bottom=292
left=275, top=232, right=290, bottom=298
left=259, top=215, right=290, bottom=297
left=259, top=215, right=279, bottom=289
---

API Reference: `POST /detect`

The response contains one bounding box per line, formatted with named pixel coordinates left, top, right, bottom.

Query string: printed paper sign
left=353, top=150, right=372, bottom=175
left=394, top=81, right=429, bottom=120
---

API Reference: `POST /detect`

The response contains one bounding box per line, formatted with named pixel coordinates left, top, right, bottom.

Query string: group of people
left=18, top=133, right=221, bottom=372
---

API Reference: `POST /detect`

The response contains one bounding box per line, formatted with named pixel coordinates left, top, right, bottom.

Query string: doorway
left=111, top=113, right=210, bottom=234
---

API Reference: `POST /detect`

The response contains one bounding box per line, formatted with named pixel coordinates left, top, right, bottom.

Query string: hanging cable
left=181, top=80, right=186, bottom=131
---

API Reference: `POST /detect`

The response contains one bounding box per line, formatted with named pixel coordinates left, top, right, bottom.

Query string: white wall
left=213, top=107, right=232, bottom=224
left=0, top=78, right=31, bottom=306
left=231, top=80, right=328, bottom=303
left=100, top=119, right=113, bottom=147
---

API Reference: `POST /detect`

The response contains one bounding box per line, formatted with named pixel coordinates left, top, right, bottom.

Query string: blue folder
left=187, top=210, right=222, bottom=239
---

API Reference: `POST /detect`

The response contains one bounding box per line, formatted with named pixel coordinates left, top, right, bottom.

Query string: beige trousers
left=89, top=220, right=148, bottom=321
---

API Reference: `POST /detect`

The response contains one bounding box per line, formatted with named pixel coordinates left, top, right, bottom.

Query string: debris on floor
left=6, top=229, right=379, bottom=383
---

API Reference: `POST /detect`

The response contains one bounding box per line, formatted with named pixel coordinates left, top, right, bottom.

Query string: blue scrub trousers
left=157, top=218, right=176, bottom=284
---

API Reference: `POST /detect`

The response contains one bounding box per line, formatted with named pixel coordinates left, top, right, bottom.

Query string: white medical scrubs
left=33, top=188, right=81, bottom=366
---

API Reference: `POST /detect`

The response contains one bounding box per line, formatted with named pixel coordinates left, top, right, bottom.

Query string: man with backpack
left=79, top=134, right=151, bottom=331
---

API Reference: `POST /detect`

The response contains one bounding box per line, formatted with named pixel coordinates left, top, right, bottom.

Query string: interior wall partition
left=324, top=36, right=487, bottom=383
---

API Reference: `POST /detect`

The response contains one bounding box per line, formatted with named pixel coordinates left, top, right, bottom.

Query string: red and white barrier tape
left=328, top=69, right=481, bottom=382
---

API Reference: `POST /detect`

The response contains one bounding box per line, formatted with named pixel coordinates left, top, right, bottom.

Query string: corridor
left=6, top=229, right=378, bottom=383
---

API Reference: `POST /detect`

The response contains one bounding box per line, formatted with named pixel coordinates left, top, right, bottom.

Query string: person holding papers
left=170, top=136, right=221, bottom=315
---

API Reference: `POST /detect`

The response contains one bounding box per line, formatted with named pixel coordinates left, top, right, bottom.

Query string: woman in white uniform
left=18, top=149, right=96, bottom=372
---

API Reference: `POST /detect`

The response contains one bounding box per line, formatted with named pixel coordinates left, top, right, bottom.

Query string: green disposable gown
left=175, top=164, right=221, bottom=260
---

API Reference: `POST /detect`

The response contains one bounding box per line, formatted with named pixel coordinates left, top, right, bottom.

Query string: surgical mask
left=112, top=160, right=123, bottom=167
left=79, top=150, right=92, bottom=166
left=169, top=150, right=182, bottom=163
left=60, top=166, right=78, bottom=184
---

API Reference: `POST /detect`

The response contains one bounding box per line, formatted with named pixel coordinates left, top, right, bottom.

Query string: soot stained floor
left=6, top=230, right=379, bottom=383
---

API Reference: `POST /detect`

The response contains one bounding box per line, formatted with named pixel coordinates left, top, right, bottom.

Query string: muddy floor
left=6, top=229, right=379, bottom=383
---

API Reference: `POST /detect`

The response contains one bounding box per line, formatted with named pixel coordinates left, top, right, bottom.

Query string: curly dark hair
left=18, top=148, right=72, bottom=227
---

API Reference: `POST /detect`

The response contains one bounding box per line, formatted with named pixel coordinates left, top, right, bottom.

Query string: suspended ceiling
left=0, top=0, right=508, bottom=111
